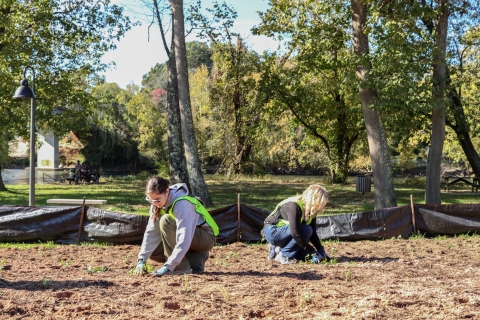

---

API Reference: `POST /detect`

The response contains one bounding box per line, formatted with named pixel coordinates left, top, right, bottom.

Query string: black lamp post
left=13, top=66, right=36, bottom=206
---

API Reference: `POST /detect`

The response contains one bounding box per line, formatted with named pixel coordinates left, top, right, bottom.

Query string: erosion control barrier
left=1, top=203, right=480, bottom=244
left=0, top=204, right=269, bottom=245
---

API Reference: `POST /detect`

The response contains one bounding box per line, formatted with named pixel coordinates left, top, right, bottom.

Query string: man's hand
left=133, top=259, right=146, bottom=276
left=152, top=266, right=169, bottom=277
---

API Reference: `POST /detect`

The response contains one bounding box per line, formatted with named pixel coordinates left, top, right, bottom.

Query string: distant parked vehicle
left=65, top=165, right=100, bottom=184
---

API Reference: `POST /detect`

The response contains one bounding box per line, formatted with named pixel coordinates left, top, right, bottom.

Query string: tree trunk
left=226, top=37, right=253, bottom=175
left=445, top=83, right=480, bottom=176
left=352, top=0, right=396, bottom=208
left=167, top=36, right=189, bottom=185
left=425, top=0, right=448, bottom=204
left=0, top=165, right=6, bottom=191
left=169, top=0, right=213, bottom=207
left=153, top=0, right=189, bottom=185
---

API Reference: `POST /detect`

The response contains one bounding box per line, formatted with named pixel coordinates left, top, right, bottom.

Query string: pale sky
left=100, top=0, right=276, bottom=89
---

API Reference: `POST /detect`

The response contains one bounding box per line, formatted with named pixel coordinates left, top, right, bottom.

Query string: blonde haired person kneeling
left=263, top=185, right=330, bottom=264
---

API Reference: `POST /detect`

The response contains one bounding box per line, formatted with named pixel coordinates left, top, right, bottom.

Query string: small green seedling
left=86, top=265, right=108, bottom=274
left=345, top=269, right=353, bottom=281
left=42, top=276, right=51, bottom=288
left=128, top=263, right=154, bottom=275
left=321, top=257, right=338, bottom=265
left=409, top=231, right=425, bottom=240
left=299, top=291, right=312, bottom=308
left=217, top=286, right=229, bottom=301
left=225, top=251, right=239, bottom=261
left=183, top=274, right=190, bottom=294
left=0, top=259, right=6, bottom=272
left=60, top=259, right=73, bottom=266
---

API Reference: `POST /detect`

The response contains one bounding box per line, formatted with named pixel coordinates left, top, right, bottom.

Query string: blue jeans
left=263, top=224, right=313, bottom=260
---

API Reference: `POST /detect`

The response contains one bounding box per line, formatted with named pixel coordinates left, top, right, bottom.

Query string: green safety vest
left=165, top=195, right=220, bottom=236
left=267, top=198, right=312, bottom=227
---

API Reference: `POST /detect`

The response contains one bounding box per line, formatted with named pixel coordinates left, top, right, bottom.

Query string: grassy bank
left=1, top=174, right=479, bottom=215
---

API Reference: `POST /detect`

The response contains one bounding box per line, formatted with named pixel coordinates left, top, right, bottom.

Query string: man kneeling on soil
left=133, top=177, right=219, bottom=276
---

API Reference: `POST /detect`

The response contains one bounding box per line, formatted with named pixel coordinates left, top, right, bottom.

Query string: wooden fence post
left=237, top=194, right=241, bottom=242
left=410, top=194, right=417, bottom=234
left=77, top=197, right=86, bottom=245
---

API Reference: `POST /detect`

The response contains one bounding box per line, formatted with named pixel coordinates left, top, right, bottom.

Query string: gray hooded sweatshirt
left=137, top=183, right=208, bottom=271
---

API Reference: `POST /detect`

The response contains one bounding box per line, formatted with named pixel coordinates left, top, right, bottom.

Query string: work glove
left=310, top=252, right=321, bottom=264
left=152, top=266, right=169, bottom=277
left=133, top=259, right=146, bottom=276
left=317, top=247, right=331, bottom=262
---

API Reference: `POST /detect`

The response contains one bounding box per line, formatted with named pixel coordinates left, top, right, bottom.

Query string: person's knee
left=159, top=214, right=175, bottom=232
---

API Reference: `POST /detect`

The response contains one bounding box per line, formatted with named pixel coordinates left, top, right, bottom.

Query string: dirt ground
left=1, top=237, right=480, bottom=320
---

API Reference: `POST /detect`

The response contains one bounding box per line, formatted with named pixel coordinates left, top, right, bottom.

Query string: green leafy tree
left=141, top=41, right=212, bottom=92
left=0, top=0, right=132, bottom=191
left=190, top=1, right=266, bottom=176
left=84, top=82, right=143, bottom=169
left=255, top=0, right=364, bottom=183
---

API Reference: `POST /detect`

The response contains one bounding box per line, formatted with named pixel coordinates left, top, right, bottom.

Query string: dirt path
left=1, top=237, right=479, bottom=319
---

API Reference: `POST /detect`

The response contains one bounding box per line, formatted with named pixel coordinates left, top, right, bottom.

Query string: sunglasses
left=145, top=195, right=164, bottom=204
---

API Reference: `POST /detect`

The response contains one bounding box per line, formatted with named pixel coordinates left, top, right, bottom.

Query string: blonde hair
left=299, top=185, right=329, bottom=222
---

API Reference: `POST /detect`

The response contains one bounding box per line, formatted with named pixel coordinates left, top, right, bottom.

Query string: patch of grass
left=0, top=241, right=58, bottom=250
left=323, top=239, right=340, bottom=244
left=455, top=231, right=478, bottom=239
left=79, top=241, right=112, bottom=247
left=329, top=247, right=339, bottom=255
left=409, top=231, right=426, bottom=240
left=435, top=235, right=450, bottom=243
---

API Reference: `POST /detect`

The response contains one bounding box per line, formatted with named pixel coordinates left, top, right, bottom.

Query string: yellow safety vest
left=166, top=195, right=220, bottom=236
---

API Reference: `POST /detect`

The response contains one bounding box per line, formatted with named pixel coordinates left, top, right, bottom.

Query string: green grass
left=1, top=174, right=480, bottom=216
left=0, top=240, right=58, bottom=249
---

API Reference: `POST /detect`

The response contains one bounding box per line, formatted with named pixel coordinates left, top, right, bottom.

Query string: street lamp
left=13, top=66, right=36, bottom=206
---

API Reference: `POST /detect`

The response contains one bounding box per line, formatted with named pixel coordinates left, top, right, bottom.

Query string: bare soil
left=1, top=237, right=480, bottom=319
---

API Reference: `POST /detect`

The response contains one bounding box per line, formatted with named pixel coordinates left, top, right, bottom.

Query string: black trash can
left=356, top=175, right=371, bottom=194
